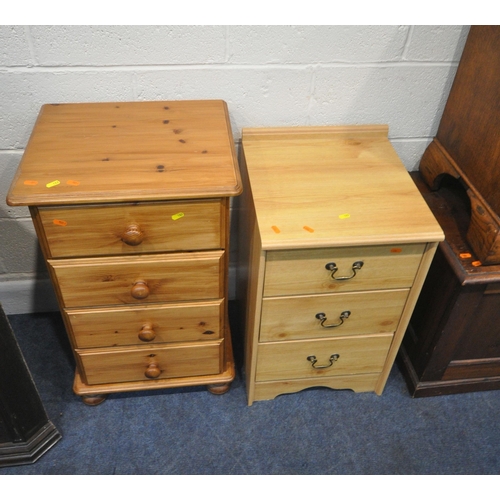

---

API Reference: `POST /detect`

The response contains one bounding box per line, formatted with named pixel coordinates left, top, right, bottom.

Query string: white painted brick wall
left=0, top=25, right=470, bottom=314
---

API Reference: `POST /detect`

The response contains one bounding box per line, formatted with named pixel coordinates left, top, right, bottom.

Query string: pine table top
left=7, top=100, right=242, bottom=206
left=241, top=125, right=444, bottom=250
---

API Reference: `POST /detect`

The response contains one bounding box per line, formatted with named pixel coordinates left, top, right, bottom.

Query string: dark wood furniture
left=419, top=25, right=500, bottom=265
left=399, top=174, right=500, bottom=397
left=398, top=26, right=500, bottom=397
left=0, top=305, right=61, bottom=467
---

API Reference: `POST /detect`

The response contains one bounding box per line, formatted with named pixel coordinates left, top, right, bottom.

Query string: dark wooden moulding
left=419, top=25, right=500, bottom=266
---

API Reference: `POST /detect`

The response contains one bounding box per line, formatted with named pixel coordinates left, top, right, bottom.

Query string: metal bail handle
left=307, top=354, right=340, bottom=369
left=315, top=310, right=351, bottom=328
left=325, top=261, right=364, bottom=280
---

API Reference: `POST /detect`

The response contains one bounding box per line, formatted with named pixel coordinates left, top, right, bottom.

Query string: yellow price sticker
left=171, top=212, right=185, bottom=221
left=339, top=213, right=350, bottom=219
left=46, top=180, right=60, bottom=188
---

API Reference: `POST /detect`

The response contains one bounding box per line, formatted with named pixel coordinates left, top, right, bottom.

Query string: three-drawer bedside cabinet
left=236, top=125, right=444, bottom=405
left=6, top=100, right=242, bottom=405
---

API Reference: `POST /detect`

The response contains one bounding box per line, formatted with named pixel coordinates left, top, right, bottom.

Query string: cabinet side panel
left=28, top=207, right=85, bottom=376
left=236, top=147, right=266, bottom=405
left=375, top=241, right=439, bottom=394
left=221, top=197, right=232, bottom=367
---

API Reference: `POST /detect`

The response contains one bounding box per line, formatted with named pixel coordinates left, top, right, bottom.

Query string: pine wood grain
left=263, top=244, right=425, bottom=297
left=8, top=100, right=240, bottom=400
left=241, top=125, right=443, bottom=250
left=49, top=251, right=224, bottom=308
left=260, top=289, right=409, bottom=342
left=66, top=300, right=224, bottom=349
left=77, top=340, right=223, bottom=385
left=239, top=125, right=443, bottom=404
left=7, top=100, right=242, bottom=206
left=37, top=199, right=224, bottom=258
left=252, top=373, right=380, bottom=401
left=255, top=334, right=393, bottom=382
left=73, top=328, right=235, bottom=395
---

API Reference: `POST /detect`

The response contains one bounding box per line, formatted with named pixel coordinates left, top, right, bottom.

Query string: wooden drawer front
left=77, top=341, right=223, bottom=385
left=38, top=199, right=224, bottom=258
left=255, top=334, right=393, bottom=382
left=50, top=251, right=224, bottom=308
left=263, top=244, right=425, bottom=297
left=260, top=289, right=409, bottom=342
left=66, top=300, right=224, bottom=349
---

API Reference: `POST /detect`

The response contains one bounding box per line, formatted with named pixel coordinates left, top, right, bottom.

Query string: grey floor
left=2, top=311, right=500, bottom=475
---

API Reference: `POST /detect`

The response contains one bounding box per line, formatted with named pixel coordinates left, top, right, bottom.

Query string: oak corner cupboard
left=6, top=100, right=242, bottom=405
left=236, top=125, right=444, bottom=405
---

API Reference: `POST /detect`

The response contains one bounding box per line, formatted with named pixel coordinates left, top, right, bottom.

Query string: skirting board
left=0, top=265, right=238, bottom=315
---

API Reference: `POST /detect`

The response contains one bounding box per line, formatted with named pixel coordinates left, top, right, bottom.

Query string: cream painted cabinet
left=237, top=125, right=443, bottom=405
left=7, top=100, right=242, bottom=405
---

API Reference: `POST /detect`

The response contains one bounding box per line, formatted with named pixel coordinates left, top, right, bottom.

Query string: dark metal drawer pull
left=315, top=310, right=351, bottom=328
left=325, top=261, right=364, bottom=280
left=307, top=354, right=340, bottom=369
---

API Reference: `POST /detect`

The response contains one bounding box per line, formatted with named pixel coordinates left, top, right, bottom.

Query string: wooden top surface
left=411, top=172, right=500, bottom=283
left=242, top=125, right=444, bottom=249
left=7, top=100, right=242, bottom=206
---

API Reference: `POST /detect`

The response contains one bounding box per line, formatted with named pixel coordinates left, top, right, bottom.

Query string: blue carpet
left=1, top=311, right=500, bottom=475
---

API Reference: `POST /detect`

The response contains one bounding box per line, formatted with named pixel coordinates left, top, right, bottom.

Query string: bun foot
left=207, top=383, right=230, bottom=395
left=81, top=394, right=107, bottom=406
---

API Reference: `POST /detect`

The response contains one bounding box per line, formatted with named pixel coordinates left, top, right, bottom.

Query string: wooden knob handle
left=138, top=323, right=156, bottom=342
left=121, top=224, right=144, bottom=246
left=145, top=362, right=161, bottom=379
left=131, top=280, right=149, bottom=299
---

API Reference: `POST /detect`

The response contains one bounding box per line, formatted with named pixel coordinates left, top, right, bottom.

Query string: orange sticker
left=53, top=219, right=68, bottom=227
left=390, top=248, right=403, bottom=253
left=67, top=180, right=80, bottom=186
left=23, top=180, right=38, bottom=186
left=271, top=226, right=281, bottom=234
left=171, top=212, right=184, bottom=221
left=459, top=253, right=472, bottom=259
left=303, top=226, right=315, bottom=233
left=472, top=261, right=482, bottom=267
left=46, top=180, right=60, bottom=188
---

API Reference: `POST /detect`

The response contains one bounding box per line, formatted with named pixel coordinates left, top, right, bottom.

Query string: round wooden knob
left=145, top=362, right=161, bottom=379
left=121, top=224, right=144, bottom=246
left=131, top=280, right=149, bottom=299
left=138, top=323, right=156, bottom=342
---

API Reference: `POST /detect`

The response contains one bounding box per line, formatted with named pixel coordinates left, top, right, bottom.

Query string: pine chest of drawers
left=7, top=100, right=242, bottom=405
left=237, top=125, right=443, bottom=405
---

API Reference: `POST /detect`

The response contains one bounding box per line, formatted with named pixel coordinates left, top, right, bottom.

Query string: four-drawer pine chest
left=237, top=125, right=444, bottom=405
left=6, top=100, right=242, bottom=405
